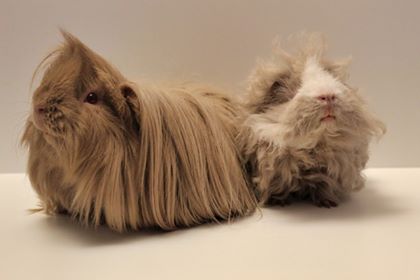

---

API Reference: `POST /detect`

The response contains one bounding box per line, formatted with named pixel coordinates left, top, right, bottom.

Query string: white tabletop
left=1, top=168, right=419, bottom=280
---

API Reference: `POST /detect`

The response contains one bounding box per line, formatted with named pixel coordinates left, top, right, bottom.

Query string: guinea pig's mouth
left=31, top=113, right=50, bottom=133
left=320, top=114, right=336, bottom=122
left=31, top=113, right=65, bottom=137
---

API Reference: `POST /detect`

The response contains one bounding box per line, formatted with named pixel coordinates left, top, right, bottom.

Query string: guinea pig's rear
left=239, top=33, right=385, bottom=207
left=21, top=31, right=257, bottom=232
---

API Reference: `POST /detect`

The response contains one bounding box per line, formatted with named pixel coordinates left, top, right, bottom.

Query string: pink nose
left=317, top=94, right=336, bottom=103
left=33, top=105, right=46, bottom=130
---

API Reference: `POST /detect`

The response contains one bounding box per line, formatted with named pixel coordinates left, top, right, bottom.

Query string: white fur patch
left=297, top=57, right=347, bottom=98
left=247, top=112, right=287, bottom=147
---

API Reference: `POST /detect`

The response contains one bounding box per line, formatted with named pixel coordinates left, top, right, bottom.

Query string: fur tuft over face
left=22, top=31, right=256, bottom=232
left=239, top=33, right=385, bottom=207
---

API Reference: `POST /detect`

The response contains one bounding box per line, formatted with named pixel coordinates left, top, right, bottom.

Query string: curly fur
left=21, top=31, right=257, bottom=232
left=239, top=33, right=385, bottom=207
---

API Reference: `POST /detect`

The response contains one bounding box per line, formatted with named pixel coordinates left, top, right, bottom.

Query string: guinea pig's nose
left=35, top=105, right=46, bottom=115
left=32, top=105, right=47, bottom=130
left=317, top=94, right=336, bottom=103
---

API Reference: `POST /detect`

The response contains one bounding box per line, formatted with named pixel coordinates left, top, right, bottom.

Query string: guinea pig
left=21, top=31, right=257, bottom=232
left=239, top=33, right=385, bottom=207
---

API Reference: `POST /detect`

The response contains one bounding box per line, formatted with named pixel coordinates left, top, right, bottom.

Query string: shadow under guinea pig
left=36, top=215, right=172, bottom=247
left=265, top=177, right=407, bottom=222
left=34, top=212, right=247, bottom=247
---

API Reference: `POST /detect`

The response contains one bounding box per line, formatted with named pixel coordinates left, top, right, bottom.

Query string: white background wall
left=1, top=0, right=419, bottom=173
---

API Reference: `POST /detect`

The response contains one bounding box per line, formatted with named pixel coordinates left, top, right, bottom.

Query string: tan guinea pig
left=21, top=31, right=257, bottom=232
left=239, top=33, right=385, bottom=208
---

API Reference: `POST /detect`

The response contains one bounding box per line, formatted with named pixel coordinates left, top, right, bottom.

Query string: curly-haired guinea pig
left=21, top=31, right=257, bottom=232
left=239, top=34, right=385, bottom=208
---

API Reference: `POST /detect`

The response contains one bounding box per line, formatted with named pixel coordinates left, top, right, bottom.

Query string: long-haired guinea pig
left=239, top=34, right=385, bottom=207
left=21, top=31, right=257, bottom=232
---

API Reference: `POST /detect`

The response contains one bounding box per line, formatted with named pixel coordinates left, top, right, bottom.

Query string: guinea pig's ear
left=118, top=83, right=141, bottom=133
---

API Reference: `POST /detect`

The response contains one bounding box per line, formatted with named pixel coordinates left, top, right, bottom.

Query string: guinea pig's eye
left=270, top=81, right=285, bottom=93
left=85, top=92, right=98, bottom=104
left=264, top=77, right=295, bottom=106
left=271, top=81, right=281, bottom=91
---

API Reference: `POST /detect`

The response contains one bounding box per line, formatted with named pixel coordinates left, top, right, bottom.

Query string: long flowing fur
left=239, top=33, right=385, bottom=207
left=22, top=31, right=256, bottom=232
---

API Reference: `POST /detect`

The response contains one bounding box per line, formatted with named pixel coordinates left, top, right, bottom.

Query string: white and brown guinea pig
left=239, top=33, right=385, bottom=207
left=21, top=30, right=257, bottom=232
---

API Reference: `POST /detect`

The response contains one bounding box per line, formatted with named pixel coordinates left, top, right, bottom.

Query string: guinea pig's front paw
left=305, top=185, right=340, bottom=208
left=267, top=194, right=294, bottom=207
left=267, top=196, right=292, bottom=207
left=56, top=205, right=70, bottom=215
left=314, top=198, right=338, bottom=208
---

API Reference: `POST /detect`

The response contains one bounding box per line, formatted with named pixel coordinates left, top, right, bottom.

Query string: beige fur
left=21, top=31, right=257, bottom=232
left=239, top=33, right=385, bottom=207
